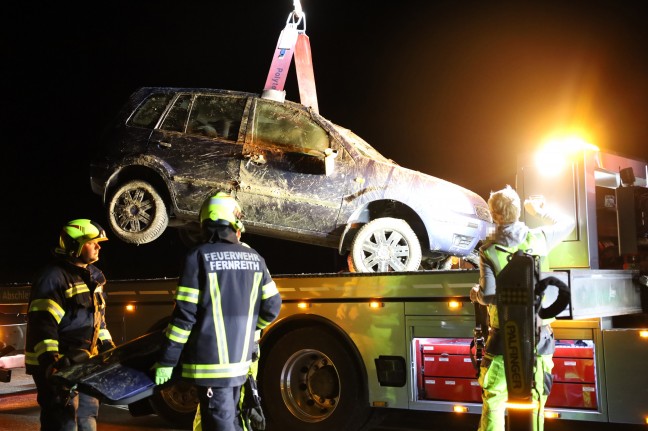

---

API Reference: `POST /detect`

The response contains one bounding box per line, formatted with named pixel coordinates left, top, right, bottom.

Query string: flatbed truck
left=1, top=147, right=647, bottom=429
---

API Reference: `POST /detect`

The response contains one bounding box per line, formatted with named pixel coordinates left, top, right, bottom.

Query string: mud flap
left=496, top=251, right=536, bottom=430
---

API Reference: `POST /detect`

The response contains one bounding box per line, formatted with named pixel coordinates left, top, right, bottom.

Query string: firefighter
left=153, top=192, right=282, bottom=431
left=25, top=219, right=116, bottom=431
left=470, top=186, right=575, bottom=431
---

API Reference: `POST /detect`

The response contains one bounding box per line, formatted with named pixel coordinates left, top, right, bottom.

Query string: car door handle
left=154, top=141, right=172, bottom=148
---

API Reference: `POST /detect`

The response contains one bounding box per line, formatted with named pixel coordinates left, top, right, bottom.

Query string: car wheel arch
left=105, top=165, right=174, bottom=213
left=338, top=199, right=430, bottom=254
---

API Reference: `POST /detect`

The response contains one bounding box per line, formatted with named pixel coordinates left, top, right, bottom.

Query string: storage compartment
left=416, top=337, right=480, bottom=402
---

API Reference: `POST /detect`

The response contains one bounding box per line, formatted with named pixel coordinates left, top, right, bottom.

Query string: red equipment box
left=423, top=377, right=482, bottom=402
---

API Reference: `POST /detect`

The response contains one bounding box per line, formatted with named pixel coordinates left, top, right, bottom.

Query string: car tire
left=148, top=382, right=199, bottom=428
left=259, top=326, right=373, bottom=431
left=107, top=180, right=169, bottom=244
left=349, top=217, right=422, bottom=272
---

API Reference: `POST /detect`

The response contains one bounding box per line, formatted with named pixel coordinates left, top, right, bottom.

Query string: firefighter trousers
left=477, top=354, right=554, bottom=431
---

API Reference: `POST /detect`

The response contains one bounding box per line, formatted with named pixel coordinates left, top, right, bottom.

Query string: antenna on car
left=261, top=0, right=319, bottom=114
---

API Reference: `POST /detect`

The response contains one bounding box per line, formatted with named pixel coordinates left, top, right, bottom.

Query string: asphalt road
left=1, top=368, right=644, bottom=431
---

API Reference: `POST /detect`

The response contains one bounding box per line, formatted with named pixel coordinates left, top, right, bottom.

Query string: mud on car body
left=90, top=87, right=491, bottom=272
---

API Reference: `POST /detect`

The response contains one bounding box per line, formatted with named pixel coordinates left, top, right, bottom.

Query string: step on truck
left=1, top=146, right=647, bottom=429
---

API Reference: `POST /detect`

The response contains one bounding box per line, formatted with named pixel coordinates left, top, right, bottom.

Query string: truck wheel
left=260, top=327, right=372, bottom=431
left=107, top=180, right=169, bottom=244
left=349, top=217, right=422, bottom=272
left=148, top=382, right=199, bottom=428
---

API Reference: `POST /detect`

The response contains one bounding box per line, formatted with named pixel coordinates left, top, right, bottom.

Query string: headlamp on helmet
left=56, top=219, right=109, bottom=257
left=199, top=192, right=245, bottom=233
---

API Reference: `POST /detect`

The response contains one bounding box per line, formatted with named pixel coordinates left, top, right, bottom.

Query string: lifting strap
left=263, top=0, right=319, bottom=113
left=470, top=299, right=489, bottom=376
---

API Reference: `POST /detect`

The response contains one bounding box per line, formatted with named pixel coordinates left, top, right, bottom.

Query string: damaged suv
left=90, top=87, right=491, bottom=272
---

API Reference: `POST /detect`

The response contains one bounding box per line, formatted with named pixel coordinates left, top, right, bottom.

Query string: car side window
left=159, top=94, right=191, bottom=133
left=187, top=95, right=246, bottom=141
left=127, top=93, right=173, bottom=129
left=253, top=99, right=329, bottom=154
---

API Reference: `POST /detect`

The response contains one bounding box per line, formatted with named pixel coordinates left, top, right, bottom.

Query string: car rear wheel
left=107, top=180, right=169, bottom=244
left=148, top=382, right=199, bottom=428
left=349, top=217, right=422, bottom=272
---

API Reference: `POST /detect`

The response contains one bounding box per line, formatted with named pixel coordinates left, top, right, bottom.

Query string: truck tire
left=107, top=180, right=169, bottom=244
left=259, top=326, right=372, bottom=431
left=349, top=217, right=422, bottom=272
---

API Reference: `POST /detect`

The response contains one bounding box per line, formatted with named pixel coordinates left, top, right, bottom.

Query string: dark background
left=3, top=1, right=648, bottom=283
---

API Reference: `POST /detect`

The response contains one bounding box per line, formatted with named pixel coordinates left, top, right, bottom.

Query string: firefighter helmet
left=199, top=192, right=245, bottom=233
left=57, top=219, right=109, bottom=257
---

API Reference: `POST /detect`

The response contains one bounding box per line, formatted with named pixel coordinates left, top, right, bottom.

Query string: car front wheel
left=349, top=217, right=422, bottom=272
left=107, top=180, right=169, bottom=244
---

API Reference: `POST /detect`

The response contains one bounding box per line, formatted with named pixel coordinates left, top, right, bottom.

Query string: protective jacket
left=25, top=258, right=114, bottom=374
left=158, top=235, right=282, bottom=388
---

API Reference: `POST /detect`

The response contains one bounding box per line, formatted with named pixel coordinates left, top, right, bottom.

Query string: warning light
left=448, top=300, right=462, bottom=310
left=453, top=405, right=469, bottom=413
left=297, top=302, right=311, bottom=309
left=125, top=304, right=136, bottom=312
left=369, top=300, right=384, bottom=309
left=544, top=411, right=561, bottom=419
left=535, top=134, right=598, bottom=177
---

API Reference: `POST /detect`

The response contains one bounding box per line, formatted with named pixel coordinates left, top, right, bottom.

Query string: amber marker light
left=544, top=411, right=561, bottom=419
left=453, top=405, right=469, bottom=413
left=297, top=302, right=311, bottom=309
left=448, top=300, right=462, bottom=310
left=639, top=330, right=648, bottom=338
left=125, top=304, right=136, bottom=312
left=369, top=300, right=384, bottom=309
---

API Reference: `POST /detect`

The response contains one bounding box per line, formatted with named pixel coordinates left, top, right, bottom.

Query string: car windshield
left=333, top=125, right=392, bottom=164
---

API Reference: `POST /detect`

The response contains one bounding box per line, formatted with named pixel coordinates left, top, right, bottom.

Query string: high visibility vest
left=482, top=231, right=548, bottom=329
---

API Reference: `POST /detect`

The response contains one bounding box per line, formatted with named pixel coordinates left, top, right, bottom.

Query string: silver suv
left=90, top=87, right=491, bottom=272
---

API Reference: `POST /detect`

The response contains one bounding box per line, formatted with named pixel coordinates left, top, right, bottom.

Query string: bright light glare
left=535, top=135, right=599, bottom=177
left=544, top=411, right=561, bottom=419
left=639, top=330, right=648, bottom=338
left=125, top=304, right=136, bottom=312
left=505, top=400, right=538, bottom=410
left=448, top=300, right=462, bottom=310
left=453, top=405, right=469, bottom=413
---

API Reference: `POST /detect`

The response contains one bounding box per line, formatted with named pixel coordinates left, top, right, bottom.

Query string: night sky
left=3, top=1, right=648, bottom=283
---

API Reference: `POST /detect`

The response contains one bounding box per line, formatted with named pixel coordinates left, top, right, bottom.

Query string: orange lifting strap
left=263, top=0, right=319, bottom=113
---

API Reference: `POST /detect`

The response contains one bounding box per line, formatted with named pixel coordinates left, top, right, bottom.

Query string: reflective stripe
left=257, top=317, right=271, bottom=329
left=208, top=273, right=229, bottom=362
left=181, top=361, right=251, bottom=379
left=34, top=339, right=58, bottom=358
left=65, top=282, right=90, bottom=298
left=98, top=329, right=112, bottom=341
left=25, top=351, right=39, bottom=365
left=176, top=286, right=199, bottom=304
left=261, top=280, right=278, bottom=300
left=28, top=298, right=65, bottom=323
left=241, top=272, right=262, bottom=362
left=166, top=324, right=191, bottom=344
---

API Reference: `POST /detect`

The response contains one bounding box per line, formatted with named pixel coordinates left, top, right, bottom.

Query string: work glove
left=247, top=405, right=266, bottom=431
left=152, top=363, right=174, bottom=385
